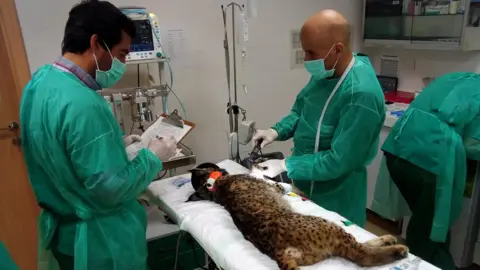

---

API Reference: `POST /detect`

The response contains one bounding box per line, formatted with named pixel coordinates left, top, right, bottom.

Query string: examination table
left=146, top=159, right=439, bottom=270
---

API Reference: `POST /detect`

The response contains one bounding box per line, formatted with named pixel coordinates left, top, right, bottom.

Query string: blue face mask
left=93, top=43, right=126, bottom=88
left=304, top=44, right=338, bottom=80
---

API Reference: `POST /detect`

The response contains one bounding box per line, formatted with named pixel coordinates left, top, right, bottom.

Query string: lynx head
left=186, top=163, right=228, bottom=202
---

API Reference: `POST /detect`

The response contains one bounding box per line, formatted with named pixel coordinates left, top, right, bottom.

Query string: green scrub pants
left=52, top=248, right=74, bottom=270
left=385, top=153, right=455, bottom=270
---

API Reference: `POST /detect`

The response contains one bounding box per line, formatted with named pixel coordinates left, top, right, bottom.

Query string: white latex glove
left=123, top=135, right=142, bottom=147
left=147, top=137, right=177, bottom=162
left=257, top=159, right=286, bottom=178
left=252, top=128, right=278, bottom=148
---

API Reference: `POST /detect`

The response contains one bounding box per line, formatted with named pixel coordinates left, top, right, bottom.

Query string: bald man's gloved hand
left=258, top=159, right=286, bottom=178
left=252, top=129, right=278, bottom=149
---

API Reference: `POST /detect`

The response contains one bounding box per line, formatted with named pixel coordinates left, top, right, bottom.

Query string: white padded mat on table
left=147, top=160, right=438, bottom=270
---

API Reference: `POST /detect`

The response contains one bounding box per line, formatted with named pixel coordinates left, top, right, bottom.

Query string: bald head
left=300, top=9, right=353, bottom=76
left=302, top=9, right=351, bottom=47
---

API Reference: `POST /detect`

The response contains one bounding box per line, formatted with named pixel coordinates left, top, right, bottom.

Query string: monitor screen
left=130, top=19, right=154, bottom=52
left=376, top=76, right=398, bottom=93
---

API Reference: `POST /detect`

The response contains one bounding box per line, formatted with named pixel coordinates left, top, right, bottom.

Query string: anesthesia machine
left=97, top=7, right=194, bottom=169
left=98, top=7, right=185, bottom=131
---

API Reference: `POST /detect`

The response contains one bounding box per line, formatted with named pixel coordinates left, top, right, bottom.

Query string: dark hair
left=61, top=0, right=136, bottom=54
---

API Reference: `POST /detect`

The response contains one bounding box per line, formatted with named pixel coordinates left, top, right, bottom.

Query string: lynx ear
left=189, top=168, right=209, bottom=174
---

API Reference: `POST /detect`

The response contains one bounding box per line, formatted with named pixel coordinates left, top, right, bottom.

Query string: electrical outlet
left=290, top=30, right=304, bottom=69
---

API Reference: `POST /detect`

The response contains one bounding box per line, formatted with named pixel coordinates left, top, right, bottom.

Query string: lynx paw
left=393, top=245, right=409, bottom=260
left=379, top=235, right=398, bottom=246
left=365, top=235, right=397, bottom=247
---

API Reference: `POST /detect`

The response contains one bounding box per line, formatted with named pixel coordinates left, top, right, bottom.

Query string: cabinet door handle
left=12, top=136, right=21, bottom=147
left=0, top=122, right=19, bottom=132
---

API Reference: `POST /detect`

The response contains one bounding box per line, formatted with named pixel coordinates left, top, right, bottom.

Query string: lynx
left=187, top=163, right=408, bottom=270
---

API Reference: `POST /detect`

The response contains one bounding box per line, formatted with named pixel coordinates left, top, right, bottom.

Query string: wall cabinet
left=362, top=0, right=480, bottom=51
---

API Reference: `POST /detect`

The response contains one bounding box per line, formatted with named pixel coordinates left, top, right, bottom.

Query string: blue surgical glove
left=258, top=159, right=286, bottom=178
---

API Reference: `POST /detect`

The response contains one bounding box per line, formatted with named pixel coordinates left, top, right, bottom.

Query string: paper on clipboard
left=142, top=118, right=190, bottom=142
left=126, top=116, right=194, bottom=160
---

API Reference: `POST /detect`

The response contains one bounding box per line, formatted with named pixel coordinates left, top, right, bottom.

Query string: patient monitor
left=120, top=6, right=164, bottom=61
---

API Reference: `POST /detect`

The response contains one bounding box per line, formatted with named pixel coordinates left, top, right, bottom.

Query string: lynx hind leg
left=368, top=245, right=410, bottom=265
left=352, top=244, right=409, bottom=267
left=275, top=247, right=301, bottom=270
left=335, top=231, right=408, bottom=267
left=365, top=235, right=398, bottom=247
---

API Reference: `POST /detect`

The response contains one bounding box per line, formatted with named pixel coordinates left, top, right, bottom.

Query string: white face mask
left=92, top=42, right=126, bottom=88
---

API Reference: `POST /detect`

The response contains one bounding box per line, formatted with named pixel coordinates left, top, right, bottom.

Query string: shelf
left=366, top=14, right=465, bottom=18
left=364, top=39, right=462, bottom=51
left=126, top=58, right=167, bottom=65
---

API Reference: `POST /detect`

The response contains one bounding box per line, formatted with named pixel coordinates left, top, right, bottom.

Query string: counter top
left=384, top=116, right=397, bottom=128
left=383, top=102, right=409, bottom=128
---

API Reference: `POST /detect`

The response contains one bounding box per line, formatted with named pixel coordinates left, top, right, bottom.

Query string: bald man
left=253, top=10, right=385, bottom=226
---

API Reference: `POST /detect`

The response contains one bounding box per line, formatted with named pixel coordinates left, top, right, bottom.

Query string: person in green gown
left=20, top=1, right=177, bottom=269
left=0, top=242, right=19, bottom=270
left=380, top=72, right=480, bottom=269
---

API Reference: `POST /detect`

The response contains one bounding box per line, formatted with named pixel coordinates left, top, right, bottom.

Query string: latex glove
left=257, top=159, right=286, bottom=178
left=252, top=129, right=278, bottom=148
left=147, top=137, right=177, bottom=162
left=123, top=135, right=142, bottom=147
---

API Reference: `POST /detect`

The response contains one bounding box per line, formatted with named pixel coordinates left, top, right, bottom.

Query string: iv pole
left=222, top=2, right=244, bottom=162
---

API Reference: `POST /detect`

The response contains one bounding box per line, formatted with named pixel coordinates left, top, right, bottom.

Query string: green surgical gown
left=382, top=72, right=480, bottom=243
left=0, top=242, right=19, bottom=270
left=20, top=65, right=163, bottom=269
left=272, top=54, right=386, bottom=226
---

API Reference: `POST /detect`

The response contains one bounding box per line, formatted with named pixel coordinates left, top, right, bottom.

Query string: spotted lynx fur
left=187, top=164, right=408, bottom=270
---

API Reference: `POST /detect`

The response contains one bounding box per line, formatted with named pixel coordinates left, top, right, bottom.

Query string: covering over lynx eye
left=186, top=163, right=228, bottom=202
left=187, top=191, right=205, bottom=202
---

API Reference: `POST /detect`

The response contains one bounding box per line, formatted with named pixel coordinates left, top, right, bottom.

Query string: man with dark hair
left=19, top=1, right=176, bottom=269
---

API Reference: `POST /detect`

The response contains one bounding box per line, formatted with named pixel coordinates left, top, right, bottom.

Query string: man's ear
left=186, top=192, right=205, bottom=202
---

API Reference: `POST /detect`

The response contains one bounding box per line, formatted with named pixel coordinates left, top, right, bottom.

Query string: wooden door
left=0, top=0, right=39, bottom=269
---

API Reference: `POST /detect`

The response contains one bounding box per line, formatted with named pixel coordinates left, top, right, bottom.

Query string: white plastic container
left=450, top=1, right=459, bottom=14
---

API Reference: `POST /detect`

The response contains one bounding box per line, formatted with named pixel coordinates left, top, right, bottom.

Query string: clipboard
left=126, top=115, right=196, bottom=160
left=141, top=114, right=196, bottom=144
left=154, top=113, right=196, bottom=144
